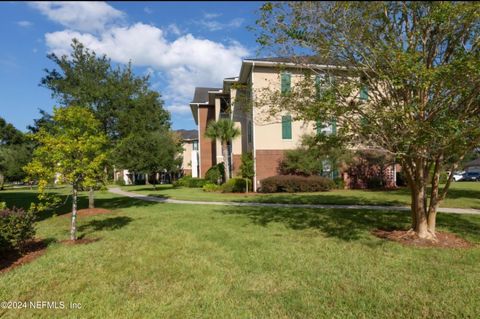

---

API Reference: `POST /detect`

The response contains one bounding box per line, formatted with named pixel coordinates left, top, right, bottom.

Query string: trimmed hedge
left=202, top=183, right=222, bottom=192
left=0, top=205, right=36, bottom=254
left=173, top=176, right=207, bottom=188
left=221, top=178, right=248, bottom=193
left=260, top=175, right=335, bottom=193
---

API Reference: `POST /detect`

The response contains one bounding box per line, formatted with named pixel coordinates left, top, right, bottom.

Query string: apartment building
left=190, top=57, right=395, bottom=191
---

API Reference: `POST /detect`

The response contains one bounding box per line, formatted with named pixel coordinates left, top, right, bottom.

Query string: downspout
left=197, top=106, right=202, bottom=178
left=252, top=61, right=258, bottom=192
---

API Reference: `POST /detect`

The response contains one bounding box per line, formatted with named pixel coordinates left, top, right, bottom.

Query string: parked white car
left=451, top=171, right=465, bottom=182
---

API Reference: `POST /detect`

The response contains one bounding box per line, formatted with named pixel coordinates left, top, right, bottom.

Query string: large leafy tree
left=205, top=119, right=241, bottom=182
left=256, top=1, right=480, bottom=240
left=40, top=39, right=174, bottom=191
left=25, top=106, right=107, bottom=241
left=113, top=130, right=182, bottom=189
left=0, top=117, right=32, bottom=189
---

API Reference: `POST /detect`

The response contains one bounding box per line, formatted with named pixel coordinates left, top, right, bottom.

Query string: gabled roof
left=191, top=87, right=221, bottom=104
left=175, top=129, right=198, bottom=141
left=464, top=157, right=480, bottom=168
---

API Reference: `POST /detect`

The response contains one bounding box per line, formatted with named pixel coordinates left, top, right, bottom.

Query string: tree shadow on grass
left=0, top=190, right=158, bottom=222
left=77, top=216, right=133, bottom=238
left=219, top=206, right=480, bottom=243
left=239, top=193, right=406, bottom=206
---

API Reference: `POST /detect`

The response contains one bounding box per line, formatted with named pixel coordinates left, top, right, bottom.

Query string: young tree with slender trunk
left=205, top=119, right=241, bottom=182
left=26, top=106, right=107, bottom=241
left=255, top=1, right=480, bottom=240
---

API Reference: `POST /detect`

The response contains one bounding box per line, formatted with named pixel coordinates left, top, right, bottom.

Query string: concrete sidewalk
left=108, top=188, right=480, bottom=215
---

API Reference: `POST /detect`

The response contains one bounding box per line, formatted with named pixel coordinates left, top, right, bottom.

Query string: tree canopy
left=256, top=1, right=480, bottom=240
left=25, top=106, right=108, bottom=240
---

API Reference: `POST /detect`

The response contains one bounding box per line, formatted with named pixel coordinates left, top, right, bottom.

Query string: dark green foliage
left=221, top=178, right=247, bottom=193
left=278, top=148, right=322, bottom=176
left=205, top=163, right=225, bottom=184
left=260, top=175, right=335, bottom=193
left=173, top=176, right=207, bottom=188
left=333, top=178, right=345, bottom=189
left=113, top=130, right=182, bottom=185
left=202, top=183, right=222, bottom=192
left=0, top=206, right=35, bottom=254
left=0, top=117, right=32, bottom=187
left=239, top=152, right=254, bottom=179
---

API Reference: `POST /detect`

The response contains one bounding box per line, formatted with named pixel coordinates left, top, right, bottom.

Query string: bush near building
left=260, top=175, right=335, bottom=193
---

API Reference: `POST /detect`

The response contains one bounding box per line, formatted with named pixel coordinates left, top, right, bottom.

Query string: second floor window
left=281, top=72, right=291, bottom=95
left=282, top=115, right=292, bottom=140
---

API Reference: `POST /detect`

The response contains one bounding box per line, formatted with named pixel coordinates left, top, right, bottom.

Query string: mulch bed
left=62, top=208, right=113, bottom=218
left=372, top=229, right=474, bottom=248
left=0, top=239, right=48, bottom=274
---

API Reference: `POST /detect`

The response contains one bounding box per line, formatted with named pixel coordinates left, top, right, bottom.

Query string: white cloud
left=203, top=12, right=222, bottom=19
left=44, top=23, right=249, bottom=114
left=17, top=20, right=33, bottom=27
left=144, top=6, right=153, bottom=14
left=166, top=23, right=183, bottom=36
left=195, top=17, right=245, bottom=32
left=30, top=1, right=124, bottom=32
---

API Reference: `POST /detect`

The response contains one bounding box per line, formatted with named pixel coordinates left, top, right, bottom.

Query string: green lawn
left=0, top=188, right=480, bottom=318
left=121, top=181, right=480, bottom=209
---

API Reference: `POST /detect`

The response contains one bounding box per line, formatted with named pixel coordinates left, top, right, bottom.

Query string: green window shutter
left=360, top=85, right=368, bottom=101
left=315, top=75, right=322, bottom=99
left=316, top=120, right=322, bottom=134
left=331, top=118, right=337, bottom=134
left=248, top=121, right=253, bottom=143
left=281, top=72, right=291, bottom=95
left=282, top=115, right=292, bottom=139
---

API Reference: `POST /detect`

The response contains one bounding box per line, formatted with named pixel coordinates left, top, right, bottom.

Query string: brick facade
left=198, top=106, right=216, bottom=177
left=255, top=150, right=285, bottom=184
left=232, top=154, right=242, bottom=177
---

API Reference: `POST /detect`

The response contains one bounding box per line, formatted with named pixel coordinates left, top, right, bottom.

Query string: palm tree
left=205, top=119, right=241, bottom=182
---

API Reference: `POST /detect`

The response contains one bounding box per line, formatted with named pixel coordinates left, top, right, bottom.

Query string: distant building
left=464, top=158, right=480, bottom=173
left=175, top=129, right=199, bottom=177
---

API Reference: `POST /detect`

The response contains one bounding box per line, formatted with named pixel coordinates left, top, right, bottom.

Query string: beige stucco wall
left=251, top=66, right=317, bottom=150
left=181, top=141, right=193, bottom=171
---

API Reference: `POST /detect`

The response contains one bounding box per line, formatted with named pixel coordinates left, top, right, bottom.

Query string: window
left=282, top=115, right=292, bottom=139
left=192, top=141, right=198, bottom=151
left=360, top=85, right=368, bottom=101
left=316, top=118, right=337, bottom=135
left=281, top=72, right=291, bottom=95
left=315, top=74, right=326, bottom=99
left=248, top=121, right=253, bottom=144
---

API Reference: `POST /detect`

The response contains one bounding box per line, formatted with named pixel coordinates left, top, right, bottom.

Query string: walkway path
left=108, top=188, right=480, bottom=215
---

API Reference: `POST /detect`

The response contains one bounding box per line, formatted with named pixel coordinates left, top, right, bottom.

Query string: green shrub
left=205, top=163, right=225, bottom=184
left=173, top=176, right=207, bottom=188
left=115, top=179, right=126, bottom=186
left=202, top=183, right=222, bottom=192
left=222, top=178, right=248, bottom=193
left=333, top=177, right=345, bottom=189
left=260, top=175, right=335, bottom=193
left=0, top=206, right=36, bottom=254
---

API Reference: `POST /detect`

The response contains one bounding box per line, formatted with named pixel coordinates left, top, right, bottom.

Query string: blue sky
left=0, top=1, right=263, bottom=132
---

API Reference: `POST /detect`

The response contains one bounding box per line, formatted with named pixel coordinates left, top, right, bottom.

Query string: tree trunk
left=71, top=184, right=78, bottom=241
left=222, top=143, right=230, bottom=182
left=412, top=184, right=430, bottom=239
left=0, top=172, right=4, bottom=190
left=88, top=187, right=95, bottom=209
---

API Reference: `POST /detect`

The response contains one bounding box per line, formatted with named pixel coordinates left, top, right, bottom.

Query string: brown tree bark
left=71, top=184, right=78, bottom=241
left=88, top=187, right=95, bottom=209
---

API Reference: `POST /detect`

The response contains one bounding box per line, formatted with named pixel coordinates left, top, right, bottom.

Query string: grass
left=0, top=188, right=480, bottom=318
left=120, top=181, right=480, bottom=210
